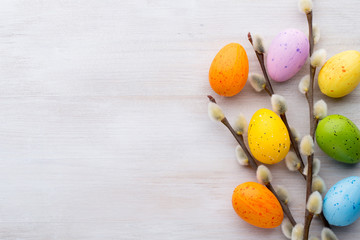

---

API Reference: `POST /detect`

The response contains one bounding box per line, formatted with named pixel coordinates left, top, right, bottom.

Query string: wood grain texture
left=0, top=0, right=359, bottom=239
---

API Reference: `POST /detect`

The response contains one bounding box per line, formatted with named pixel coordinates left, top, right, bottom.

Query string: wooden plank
left=0, top=0, right=359, bottom=239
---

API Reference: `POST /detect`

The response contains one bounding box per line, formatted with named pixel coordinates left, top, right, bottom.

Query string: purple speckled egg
left=266, top=29, right=309, bottom=82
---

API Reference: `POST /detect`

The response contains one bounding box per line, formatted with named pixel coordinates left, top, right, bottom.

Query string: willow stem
left=280, top=114, right=305, bottom=170
left=306, top=155, right=313, bottom=201
left=207, top=96, right=258, bottom=170
left=307, top=66, right=317, bottom=136
left=304, top=66, right=316, bottom=203
left=207, top=95, right=297, bottom=226
left=303, top=9, right=331, bottom=239
left=248, top=32, right=306, bottom=170
left=264, top=86, right=272, bottom=97
left=267, top=183, right=297, bottom=226
left=304, top=212, right=314, bottom=240
left=304, top=53, right=317, bottom=240
left=248, top=32, right=274, bottom=95
left=221, top=118, right=258, bottom=170
left=307, top=11, right=314, bottom=55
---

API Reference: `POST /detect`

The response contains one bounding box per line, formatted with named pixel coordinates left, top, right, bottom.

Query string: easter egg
left=209, top=43, right=249, bottom=97
left=248, top=109, right=290, bottom=164
left=266, top=29, right=309, bottom=82
left=316, top=115, right=360, bottom=164
left=323, top=176, right=360, bottom=226
left=318, top=50, right=360, bottom=98
left=232, top=182, right=283, bottom=228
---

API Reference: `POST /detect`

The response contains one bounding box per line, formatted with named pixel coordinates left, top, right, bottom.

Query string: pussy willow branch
left=247, top=31, right=330, bottom=230
left=304, top=156, right=314, bottom=240
left=303, top=9, right=330, bottom=240
left=247, top=33, right=274, bottom=94
left=304, top=211, right=315, bottom=240
left=208, top=95, right=297, bottom=226
left=305, top=67, right=318, bottom=201
left=305, top=65, right=331, bottom=234
left=247, top=32, right=305, bottom=171
left=264, top=86, right=272, bottom=96
left=280, top=114, right=306, bottom=179
left=304, top=10, right=315, bottom=240
left=307, top=11, right=314, bottom=56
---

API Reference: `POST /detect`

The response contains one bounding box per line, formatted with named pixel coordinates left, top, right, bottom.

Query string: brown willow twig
left=208, top=95, right=297, bottom=226
left=247, top=31, right=330, bottom=230
left=247, top=33, right=274, bottom=94
left=247, top=32, right=305, bottom=171
left=303, top=10, right=331, bottom=240
left=307, top=11, right=314, bottom=56
left=304, top=211, right=315, bottom=240
left=304, top=156, right=314, bottom=240
left=280, top=114, right=306, bottom=180
left=305, top=65, right=317, bottom=201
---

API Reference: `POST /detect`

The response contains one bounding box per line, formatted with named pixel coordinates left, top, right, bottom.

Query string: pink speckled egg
left=266, top=29, right=309, bottom=82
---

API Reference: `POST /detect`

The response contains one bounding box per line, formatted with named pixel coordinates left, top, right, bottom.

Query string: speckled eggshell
left=209, top=43, right=249, bottom=97
left=316, top=115, right=360, bottom=164
left=247, top=108, right=290, bottom=164
left=232, top=182, right=284, bottom=228
left=266, top=29, right=309, bottom=82
left=318, top=50, right=360, bottom=98
left=323, top=176, right=360, bottom=226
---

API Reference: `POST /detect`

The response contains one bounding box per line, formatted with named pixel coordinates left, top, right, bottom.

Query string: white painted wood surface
left=0, top=0, right=359, bottom=239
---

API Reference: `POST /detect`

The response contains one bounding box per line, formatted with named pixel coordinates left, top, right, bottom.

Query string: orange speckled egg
left=209, top=43, right=249, bottom=97
left=232, top=182, right=283, bottom=228
left=248, top=108, right=290, bottom=164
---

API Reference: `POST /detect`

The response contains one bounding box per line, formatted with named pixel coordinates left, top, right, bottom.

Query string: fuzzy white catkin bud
left=299, top=75, right=310, bottom=94
left=303, top=163, right=309, bottom=175
left=235, top=145, right=249, bottom=166
left=300, top=135, right=314, bottom=156
left=285, top=151, right=301, bottom=171
left=290, top=127, right=301, bottom=142
left=312, top=175, right=327, bottom=194
left=208, top=102, right=224, bottom=122
left=313, top=158, right=321, bottom=176
left=298, top=0, right=313, bottom=13
left=311, top=49, right=327, bottom=67
left=275, top=185, right=289, bottom=204
left=234, top=114, right=247, bottom=135
left=281, top=218, right=293, bottom=239
left=303, top=158, right=321, bottom=176
left=271, top=94, right=287, bottom=115
left=321, top=228, right=339, bottom=240
left=253, top=34, right=265, bottom=54
left=256, top=165, right=272, bottom=184
left=307, top=191, right=323, bottom=214
left=314, top=100, right=328, bottom=120
left=310, top=237, right=320, bottom=240
left=291, top=223, right=304, bottom=240
left=313, top=24, right=321, bottom=44
left=249, top=73, right=266, bottom=92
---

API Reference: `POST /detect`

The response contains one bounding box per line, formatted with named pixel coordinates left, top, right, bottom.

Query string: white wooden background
left=0, top=0, right=359, bottom=239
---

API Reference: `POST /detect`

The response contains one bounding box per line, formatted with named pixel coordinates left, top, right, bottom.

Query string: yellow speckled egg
left=248, top=109, right=290, bottom=164
left=209, top=43, right=249, bottom=97
left=318, top=50, right=360, bottom=98
left=232, top=182, right=284, bottom=228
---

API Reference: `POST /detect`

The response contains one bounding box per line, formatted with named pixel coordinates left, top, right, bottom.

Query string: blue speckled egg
left=323, top=176, right=360, bottom=226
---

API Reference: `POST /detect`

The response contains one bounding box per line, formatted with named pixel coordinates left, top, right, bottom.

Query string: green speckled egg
left=316, top=115, right=360, bottom=164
